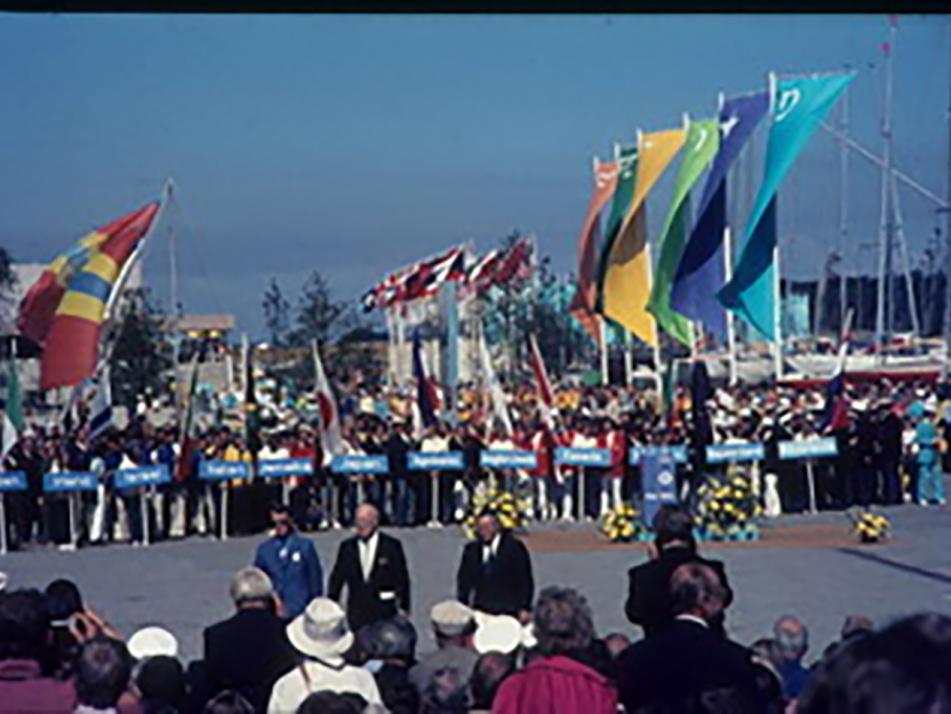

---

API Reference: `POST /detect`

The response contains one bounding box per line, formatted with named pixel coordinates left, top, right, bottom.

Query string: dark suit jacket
left=456, top=531, right=534, bottom=616
left=624, top=546, right=732, bottom=637
left=618, top=618, right=759, bottom=713
left=328, top=531, right=411, bottom=633
left=203, top=607, right=297, bottom=713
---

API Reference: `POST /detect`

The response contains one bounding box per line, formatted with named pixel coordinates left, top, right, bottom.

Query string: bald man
left=328, top=502, right=411, bottom=632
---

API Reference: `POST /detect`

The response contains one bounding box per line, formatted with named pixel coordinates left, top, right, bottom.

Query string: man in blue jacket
left=253, top=504, right=323, bottom=619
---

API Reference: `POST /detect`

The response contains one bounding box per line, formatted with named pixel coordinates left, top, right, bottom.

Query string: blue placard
left=555, top=448, right=612, bottom=468
left=778, top=437, right=838, bottom=460
left=0, top=471, right=27, bottom=492
left=330, top=454, right=389, bottom=475
left=408, top=451, right=465, bottom=471
left=44, top=471, right=98, bottom=493
left=641, top=453, right=679, bottom=526
left=259, top=458, right=313, bottom=479
left=115, top=465, right=171, bottom=490
left=705, top=442, right=765, bottom=464
left=629, top=445, right=688, bottom=465
left=480, top=450, right=537, bottom=470
left=199, top=460, right=251, bottom=481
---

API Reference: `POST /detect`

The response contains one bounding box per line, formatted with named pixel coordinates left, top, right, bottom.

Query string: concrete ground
left=4, top=501, right=951, bottom=666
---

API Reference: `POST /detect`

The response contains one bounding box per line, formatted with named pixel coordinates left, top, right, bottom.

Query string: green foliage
left=288, top=271, right=344, bottom=347
left=110, top=288, right=173, bottom=409
left=262, top=277, right=291, bottom=347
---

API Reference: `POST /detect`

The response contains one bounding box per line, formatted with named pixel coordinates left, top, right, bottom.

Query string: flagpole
left=724, top=227, right=739, bottom=386
left=600, top=318, right=609, bottom=386
left=773, top=243, right=784, bottom=382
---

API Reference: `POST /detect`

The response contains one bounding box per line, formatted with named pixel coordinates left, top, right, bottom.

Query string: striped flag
left=88, top=368, right=113, bottom=441
left=412, top=332, right=439, bottom=437
left=528, top=334, right=554, bottom=429
left=174, top=355, right=201, bottom=482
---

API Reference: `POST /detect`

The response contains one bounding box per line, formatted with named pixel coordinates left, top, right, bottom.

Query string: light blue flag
left=717, top=72, right=855, bottom=338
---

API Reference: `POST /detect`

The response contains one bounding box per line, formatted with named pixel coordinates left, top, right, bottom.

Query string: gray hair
left=229, top=567, right=274, bottom=605
left=356, top=616, right=417, bottom=661
left=533, top=586, right=595, bottom=656
left=774, top=614, right=809, bottom=660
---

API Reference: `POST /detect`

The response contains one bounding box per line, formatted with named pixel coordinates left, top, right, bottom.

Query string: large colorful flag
left=19, top=202, right=160, bottom=390
left=718, top=72, right=855, bottom=338
left=174, top=356, right=200, bottom=483
left=313, top=340, right=344, bottom=463
left=670, top=93, right=769, bottom=342
left=527, top=334, right=554, bottom=429
left=595, top=147, right=638, bottom=312
left=648, top=118, right=720, bottom=346
left=601, top=129, right=686, bottom=345
left=6, top=352, right=24, bottom=432
left=412, top=332, right=439, bottom=437
left=575, top=160, right=619, bottom=312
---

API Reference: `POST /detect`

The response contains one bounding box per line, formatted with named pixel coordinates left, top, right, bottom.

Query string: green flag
left=595, top=146, right=637, bottom=311
left=6, top=354, right=24, bottom=432
left=648, top=118, right=720, bottom=346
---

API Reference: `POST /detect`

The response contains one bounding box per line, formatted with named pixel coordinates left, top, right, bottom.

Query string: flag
left=88, top=368, right=113, bottom=441
left=819, top=372, right=850, bottom=433
left=528, top=334, right=554, bottom=429
left=594, top=146, right=638, bottom=310
left=174, top=356, right=200, bottom=482
left=479, top=331, right=514, bottom=436
left=601, top=129, right=686, bottom=346
left=467, top=249, right=504, bottom=291
left=244, top=336, right=261, bottom=460
left=313, top=340, right=344, bottom=462
left=6, top=352, right=24, bottom=432
left=412, top=332, right=439, bottom=436
left=575, top=161, right=619, bottom=312
left=718, top=72, right=855, bottom=338
left=690, top=360, right=714, bottom=448
left=1, top=411, right=16, bottom=462
left=648, top=119, right=720, bottom=346
left=670, top=92, right=769, bottom=342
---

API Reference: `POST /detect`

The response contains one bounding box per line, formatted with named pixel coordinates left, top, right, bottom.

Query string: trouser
left=439, top=475, right=456, bottom=523
left=411, top=473, right=430, bottom=526
left=852, top=465, right=875, bottom=508
left=552, top=473, right=574, bottom=519
left=599, top=476, right=623, bottom=515
left=44, top=494, right=71, bottom=545
left=584, top=470, right=603, bottom=519
left=165, top=483, right=188, bottom=538
left=879, top=458, right=902, bottom=505
left=191, top=482, right=218, bottom=535
left=392, top=475, right=414, bottom=526
left=917, top=457, right=945, bottom=504
left=8, top=491, right=37, bottom=547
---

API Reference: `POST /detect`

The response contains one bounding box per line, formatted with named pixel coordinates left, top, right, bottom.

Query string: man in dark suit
left=618, top=562, right=760, bottom=712
left=625, top=504, right=732, bottom=637
left=202, top=566, right=297, bottom=713
left=456, top=509, right=534, bottom=621
left=328, top=502, right=411, bottom=633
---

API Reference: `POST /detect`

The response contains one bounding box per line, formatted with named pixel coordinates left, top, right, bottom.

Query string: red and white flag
left=528, top=334, right=554, bottom=430
left=313, top=340, right=344, bottom=464
left=174, top=354, right=201, bottom=483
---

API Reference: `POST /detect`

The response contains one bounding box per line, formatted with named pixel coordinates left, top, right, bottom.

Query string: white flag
left=89, top=368, right=114, bottom=442
left=1, top=411, right=16, bottom=461
left=479, top=332, right=513, bottom=437
left=313, top=340, right=344, bottom=465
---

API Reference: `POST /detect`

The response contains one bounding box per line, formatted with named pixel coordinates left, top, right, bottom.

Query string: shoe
left=919, top=501, right=930, bottom=507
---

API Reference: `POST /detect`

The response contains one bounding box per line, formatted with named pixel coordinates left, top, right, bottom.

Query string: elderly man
left=773, top=614, right=811, bottom=701
left=456, top=509, right=534, bottom=621
left=328, top=502, right=411, bottom=633
left=253, top=503, right=323, bottom=620
left=203, top=567, right=297, bottom=712
left=409, top=600, right=479, bottom=696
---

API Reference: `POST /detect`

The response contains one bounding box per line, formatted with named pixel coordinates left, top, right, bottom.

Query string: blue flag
left=413, top=331, right=437, bottom=429
left=670, top=92, right=768, bottom=342
left=718, top=72, right=855, bottom=339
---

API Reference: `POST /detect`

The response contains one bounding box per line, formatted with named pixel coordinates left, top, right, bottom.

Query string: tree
left=110, top=288, right=173, bottom=410
left=0, top=248, right=18, bottom=333
left=289, top=271, right=344, bottom=347
left=262, top=277, right=291, bottom=347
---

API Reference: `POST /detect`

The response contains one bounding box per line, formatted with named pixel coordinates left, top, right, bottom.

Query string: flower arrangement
left=462, top=486, right=531, bottom=539
left=600, top=502, right=645, bottom=543
left=848, top=509, right=891, bottom=543
left=693, top=473, right=761, bottom=541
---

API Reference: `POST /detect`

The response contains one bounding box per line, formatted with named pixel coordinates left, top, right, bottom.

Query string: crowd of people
left=3, top=373, right=950, bottom=549
left=1, top=501, right=949, bottom=713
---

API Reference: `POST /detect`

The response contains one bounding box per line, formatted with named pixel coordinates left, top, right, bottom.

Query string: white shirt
left=358, top=531, right=379, bottom=581
left=482, top=534, right=501, bottom=564
left=675, top=614, right=710, bottom=629
left=268, top=658, right=382, bottom=713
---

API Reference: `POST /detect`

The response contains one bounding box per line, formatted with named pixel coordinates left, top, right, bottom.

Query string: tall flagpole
left=600, top=318, right=609, bottom=386
left=773, top=242, right=784, bottom=381
left=875, top=19, right=897, bottom=357
left=838, top=76, right=850, bottom=333
left=724, top=227, right=739, bottom=386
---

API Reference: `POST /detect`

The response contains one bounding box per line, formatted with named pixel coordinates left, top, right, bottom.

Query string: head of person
left=43, top=578, right=84, bottom=625
left=356, top=615, right=417, bottom=665
left=420, top=666, right=470, bottom=714
left=603, top=632, right=632, bottom=660
left=0, top=588, right=49, bottom=661
left=475, top=510, right=502, bottom=544
left=136, top=655, right=186, bottom=712
left=74, top=636, right=134, bottom=711
left=202, top=689, right=255, bottom=714
left=841, top=614, right=875, bottom=642
left=670, top=562, right=729, bottom=623
left=430, top=600, right=477, bottom=649
left=295, top=690, right=367, bottom=714
left=229, top=567, right=276, bottom=612
left=652, top=504, right=697, bottom=553
left=286, top=598, right=354, bottom=662
left=470, top=651, right=515, bottom=710
left=532, top=586, right=595, bottom=658
left=354, top=503, right=380, bottom=541
left=773, top=615, right=809, bottom=664
left=269, top=504, right=294, bottom=538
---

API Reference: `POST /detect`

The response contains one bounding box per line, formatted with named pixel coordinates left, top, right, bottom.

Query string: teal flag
left=717, top=72, right=855, bottom=338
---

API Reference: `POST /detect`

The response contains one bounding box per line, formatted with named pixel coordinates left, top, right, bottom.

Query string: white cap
left=127, top=626, right=179, bottom=660
left=473, top=614, right=523, bottom=654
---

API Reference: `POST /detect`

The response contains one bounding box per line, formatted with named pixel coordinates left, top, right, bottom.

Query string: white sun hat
left=473, top=615, right=523, bottom=655
left=286, top=597, right=354, bottom=659
left=127, top=626, right=179, bottom=660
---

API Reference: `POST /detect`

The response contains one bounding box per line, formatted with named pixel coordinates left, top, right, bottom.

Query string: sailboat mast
left=838, top=74, right=850, bottom=334
left=875, top=17, right=897, bottom=356
left=944, top=17, right=951, bottom=349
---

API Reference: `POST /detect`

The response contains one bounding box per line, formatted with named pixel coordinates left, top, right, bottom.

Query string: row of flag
left=573, top=71, right=855, bottom=349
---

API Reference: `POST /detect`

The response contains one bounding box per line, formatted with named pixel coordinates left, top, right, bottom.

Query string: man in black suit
left=202, top=566, right=297, bottom=713
left=625, top=504, right=732, bottom=637
left=328, top=502, right=411, bottom=633
left=618, top=562, right=760, bottom=712
left=456, top=509, right=534, bottom=621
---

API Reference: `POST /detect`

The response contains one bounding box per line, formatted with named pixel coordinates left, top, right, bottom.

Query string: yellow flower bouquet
left=848, top=509, right=891, bottom=544
left=600, top=502, right=645, bottom=543
left=462, top=485, right=531, bottom=540
left=694, top=473, right=761, bottom=541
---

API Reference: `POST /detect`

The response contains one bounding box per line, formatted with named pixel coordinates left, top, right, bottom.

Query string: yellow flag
left=601, top=128, right=686, bottom=346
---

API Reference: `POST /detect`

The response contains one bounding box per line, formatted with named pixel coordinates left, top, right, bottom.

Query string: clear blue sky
left=0, top=14, right=947, bottom=337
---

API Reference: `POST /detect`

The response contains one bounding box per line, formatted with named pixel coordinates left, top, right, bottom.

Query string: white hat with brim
left=287, top=598, right=354, bottom=659
left=127, top=626, right=179, bottom=660
left=473, top=614, right=523, bottom=655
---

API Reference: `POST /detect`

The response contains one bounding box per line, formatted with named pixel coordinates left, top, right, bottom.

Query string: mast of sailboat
left=875, top=17, right=897, bottom=360
left=768, top=72, right=784, bottom=382
left=838, top=70, right=850, bottom=335
left=944, top=17, right=951, bottom=354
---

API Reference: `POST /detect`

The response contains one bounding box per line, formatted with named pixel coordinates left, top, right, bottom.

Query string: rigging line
left=165, top=191, right=230, bottom=319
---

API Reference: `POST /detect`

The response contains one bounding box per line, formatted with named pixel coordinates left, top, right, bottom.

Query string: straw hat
left=127, top=626, right=179, bottom=660
left=286, top=598, right=354, bottom=659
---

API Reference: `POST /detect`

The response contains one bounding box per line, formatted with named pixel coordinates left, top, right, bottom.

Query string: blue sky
left=0, top=14, right=947, bottom=337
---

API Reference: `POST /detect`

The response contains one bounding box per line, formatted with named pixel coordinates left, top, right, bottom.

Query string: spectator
left=43, top=578, right=85, bottom=679
left=409, top=600, right=479, bottom=696
left=202, top=690, right=255, bottom=714
left=618, top=563, right=759, bottom=712
left=624, top=503, right=733, bottom=637
left=773, top=614, right=811, bottom=700
left=602, top=633, right=631, bottom=660
left=419, top=667, right=470, bottom=714
left=253, top=504, right=323, bottom=620
left=0, top=588, right=77, bottom=713
left=203, top=567, right=297, bottom=713
left=492, top=586, right=617, bottom=714
left=470, top=652, right=515, bottom=712
left=841, top=613, right=875, bottom=641
left=135, top=655, right=186, bottom=714
left=294, top=690, right=367, bottom=714
left=267, top=598, right=382, bottom=712
left=73, top=636, right=134, bottom=714
left=127, top=627, right=178, bottom=661
left=356, top=616, right=419, bottom=714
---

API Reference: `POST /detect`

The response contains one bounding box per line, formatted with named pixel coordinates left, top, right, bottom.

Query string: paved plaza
left=4, top=502, right=951, bottom=664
